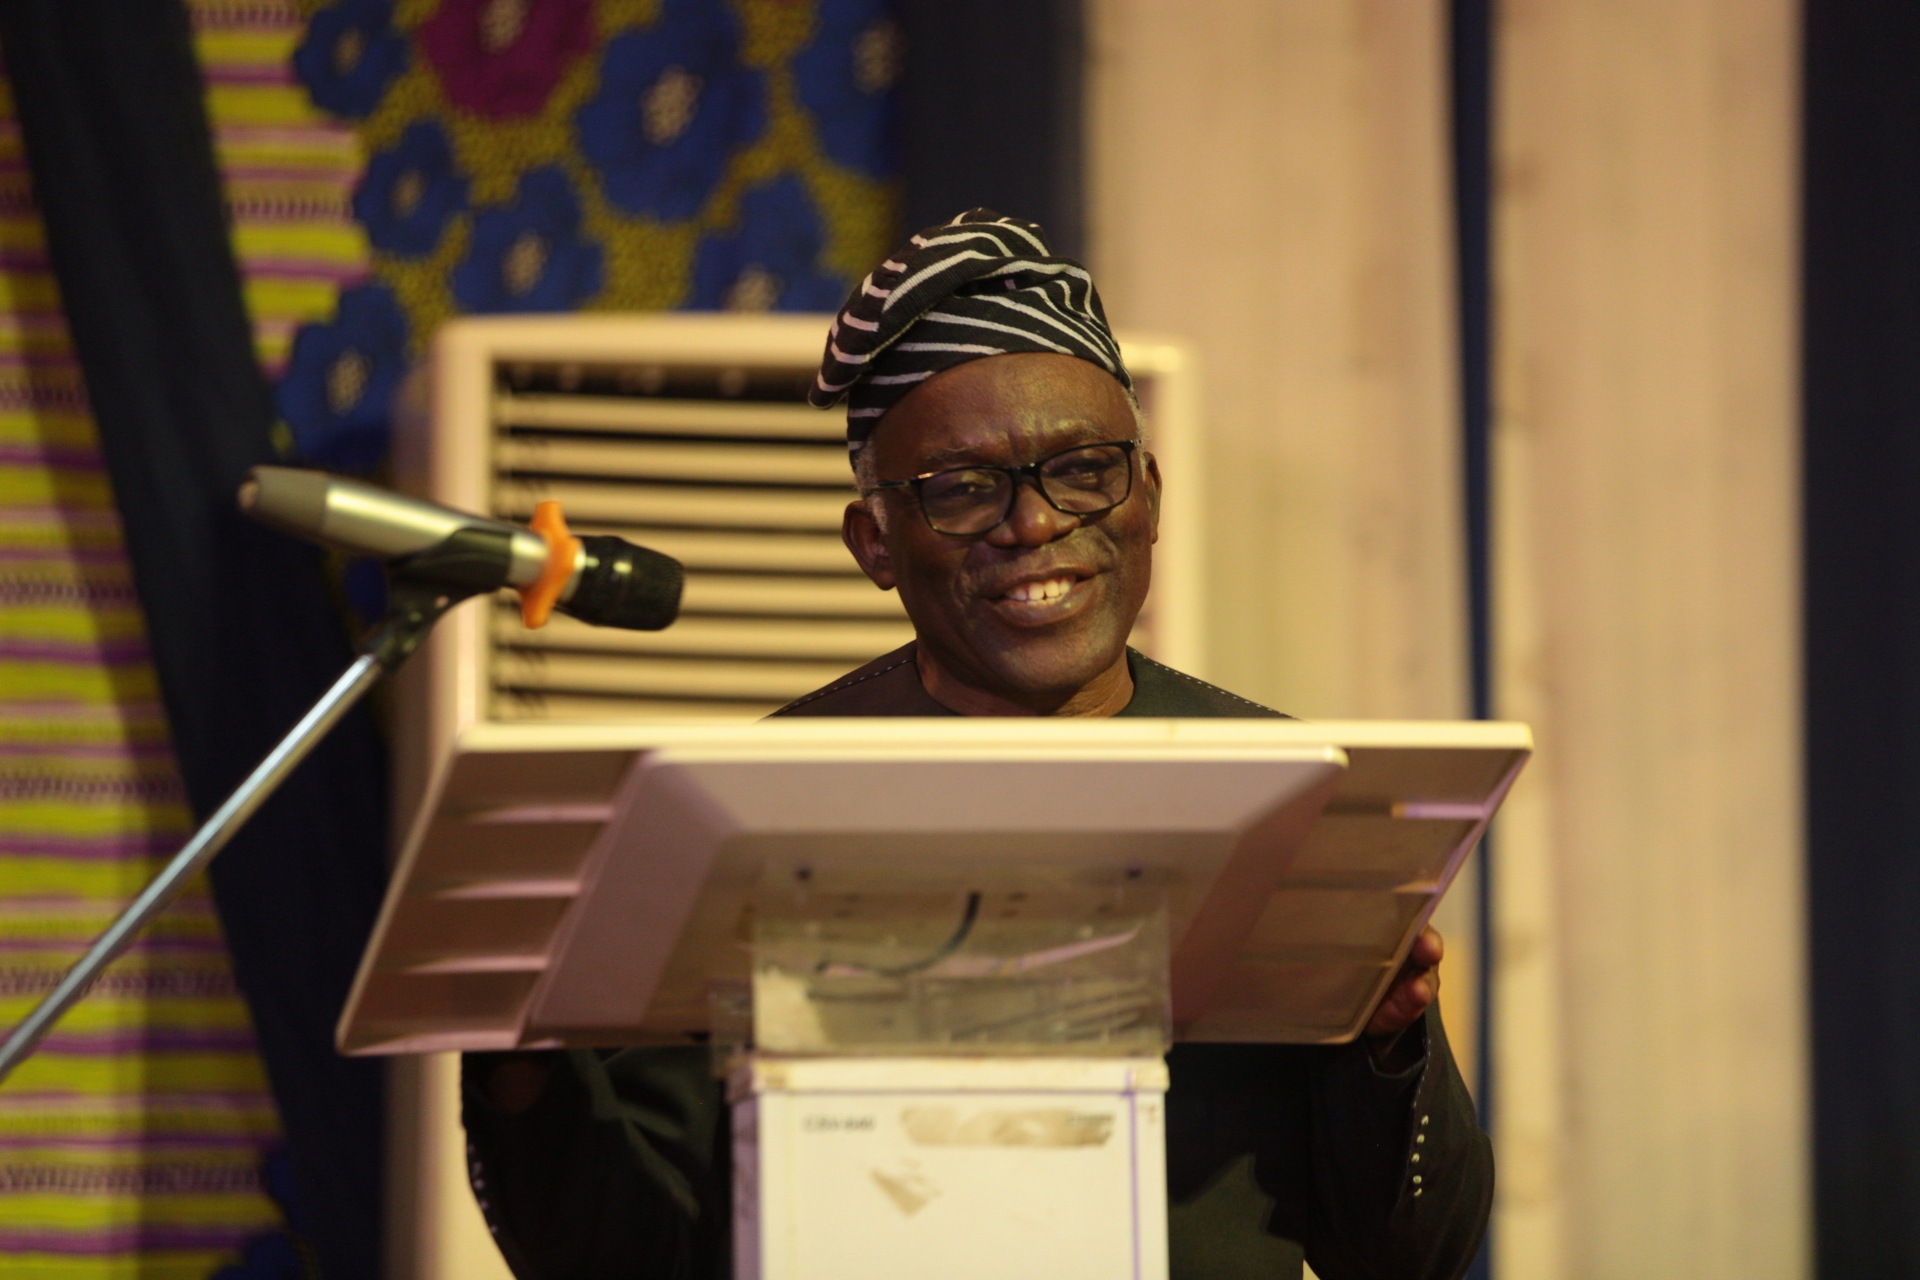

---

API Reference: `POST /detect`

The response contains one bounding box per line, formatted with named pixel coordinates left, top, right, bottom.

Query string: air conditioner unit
left=380, top=313, right=1206, bottom=1280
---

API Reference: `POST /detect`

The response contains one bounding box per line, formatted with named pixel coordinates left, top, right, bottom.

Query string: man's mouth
left=1003, top=575, right=1077, bottom=603
left=986, top=571, right=1095, bottom=625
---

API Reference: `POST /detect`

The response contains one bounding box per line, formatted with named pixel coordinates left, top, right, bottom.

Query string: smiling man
left=461, top=212, right=1492, bottom=1280
left=785, top=351, right=1158, bottom=718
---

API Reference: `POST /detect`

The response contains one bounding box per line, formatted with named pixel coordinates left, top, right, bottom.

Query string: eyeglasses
left=869, top=440, right=1139, bottom=537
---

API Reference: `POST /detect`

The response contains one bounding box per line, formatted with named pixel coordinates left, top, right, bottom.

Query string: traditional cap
left=809, top=209, right=1133, bottom=460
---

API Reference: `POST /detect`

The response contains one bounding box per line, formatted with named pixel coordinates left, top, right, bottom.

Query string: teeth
left=1006, top=576, right=1074, bottom=603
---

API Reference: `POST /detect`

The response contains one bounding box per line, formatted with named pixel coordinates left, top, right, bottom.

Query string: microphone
left=237, top=466, right=682, bottom=631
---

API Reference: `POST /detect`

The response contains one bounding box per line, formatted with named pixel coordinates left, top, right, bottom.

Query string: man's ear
left=842, top=498, right=897, bottom=589
left=1141, top=449, right=1163, bottom=545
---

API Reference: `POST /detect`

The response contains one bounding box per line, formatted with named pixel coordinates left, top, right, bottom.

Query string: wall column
left=1490, top=2, right=1807, bottom=1275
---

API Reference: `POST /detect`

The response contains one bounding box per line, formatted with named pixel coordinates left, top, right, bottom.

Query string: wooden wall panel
left=1490, top=1, right=1808, bottom=1275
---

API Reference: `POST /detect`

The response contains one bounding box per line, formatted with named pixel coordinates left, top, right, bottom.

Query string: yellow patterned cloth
left=0, top=3, right=369, bottom=1275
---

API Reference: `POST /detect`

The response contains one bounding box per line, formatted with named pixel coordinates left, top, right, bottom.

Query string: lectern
left=339, top=718, right=1528, bottom=1280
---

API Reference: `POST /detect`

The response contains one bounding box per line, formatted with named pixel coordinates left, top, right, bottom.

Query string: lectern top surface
left=337, top=719, right=1529, bottom=1055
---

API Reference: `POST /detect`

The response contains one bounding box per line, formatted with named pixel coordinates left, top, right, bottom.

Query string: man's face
left=842, top=352, right=1161, bottom=711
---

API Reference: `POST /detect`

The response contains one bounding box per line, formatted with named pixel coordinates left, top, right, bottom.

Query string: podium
left=339, top=718, right=1528, bottom=1280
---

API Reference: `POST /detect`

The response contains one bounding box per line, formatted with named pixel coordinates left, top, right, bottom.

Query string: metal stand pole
left=0, top=578, right=465, bottom=1084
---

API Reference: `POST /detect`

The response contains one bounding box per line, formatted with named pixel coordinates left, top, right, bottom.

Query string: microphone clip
left=362, top=529, right=512, bottom=672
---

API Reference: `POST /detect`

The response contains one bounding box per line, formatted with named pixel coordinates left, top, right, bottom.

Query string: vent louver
left=486, top=359, right=908, bottom=721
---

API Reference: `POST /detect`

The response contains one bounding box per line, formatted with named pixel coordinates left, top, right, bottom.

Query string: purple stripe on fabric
left=0, top=702, right=165, bottom=721
left=0, top=351, right=79, bottom=368
left=0, top=1131, right=270, bottom=1152
left=0, top=742, right=173, bottom=760
left=0, top=935, right=225, bottom=956
left=0, top=451, right=103, bottom=472
left=0, top=639, right=155, bottom=663
left=0, top=549, right=129, bottom=566
left=0, top=774, right=183, bottom=801
left=198, top=66, right=295, bottom=88
left=0, top=508, right=124, bottom=526
left=0, top=312, right=76, bottom=330
left=226, top=200, right=353, bottom=223
left=0, top=835, right=186, bottom=860
left=0, top=897, right=204, bottom=919
left=0, top=395, right=92, bottom=415
left=215, top=163, right=361, bottom=184
left=228, top=257, right=371, bottom=283
left=0, top=1225, right=256, bottom=1254
left=0, top=696, right=165, bottom=716
left=33, top=1027, right=260, bottom=1055
left=0, top=1163, right=263, bottom=1195
left=188, top=8, right=304, bottom=33
left=0, top=583, right=141, bottom=607
left=0, top=971, right=241, bottom=1001
left=0, top=247, right=51, bottom=271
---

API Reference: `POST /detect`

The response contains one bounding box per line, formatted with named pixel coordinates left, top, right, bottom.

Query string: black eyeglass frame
left=867, top=439, right=1141, bottom=537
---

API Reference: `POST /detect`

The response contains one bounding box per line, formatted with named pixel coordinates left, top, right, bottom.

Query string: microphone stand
left=0, top=558, right=484, bottom=1083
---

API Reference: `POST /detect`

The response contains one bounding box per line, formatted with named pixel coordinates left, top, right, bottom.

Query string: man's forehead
left=875, top=353, right=1134, bottom=460
left=903, top=416, right=1127, bottom=469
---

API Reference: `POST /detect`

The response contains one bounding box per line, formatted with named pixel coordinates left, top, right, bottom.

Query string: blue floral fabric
left=284, top=0, right=902, bottom=476
left=574, top=0, right=769, bottom=220
left=275, top=282, right=411, bottom=473
left=452, top=165, right=606, bottom=313
left=353, top=120, right=469, bottom=257
left=689, top=175, right=847, bottom=311
left=791, top=0, right=900, bottom=177
left=293, top=0, right=410, bottom=121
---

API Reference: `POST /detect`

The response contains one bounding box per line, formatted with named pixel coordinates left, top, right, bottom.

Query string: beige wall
left=1086, top=0, right=1480, bottom=1083
left=1088, top=0, right=1468, bottom=725
left=1089, top=1, right=1808, bottom=1276
left=1491, top=1, right=1807, bottom=1275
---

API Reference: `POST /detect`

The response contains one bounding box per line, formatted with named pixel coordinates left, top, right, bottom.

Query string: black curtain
left=1803, top=1, right=1920, bottom=1275
left=0, top=5, right=387, bottom=1276
left=897, top=0, right=1085, bottom=258
left=1448, top=1, right=1494, bottom=1277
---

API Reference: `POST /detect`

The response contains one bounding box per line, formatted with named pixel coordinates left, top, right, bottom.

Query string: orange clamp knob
left=519, top=500, right=581, bottom=629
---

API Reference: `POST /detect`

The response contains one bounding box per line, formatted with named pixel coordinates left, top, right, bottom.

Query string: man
left=463, top=211, right=1492, bottom=1279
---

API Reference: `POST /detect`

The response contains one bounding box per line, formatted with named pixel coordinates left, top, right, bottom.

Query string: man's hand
left=1365, top=926, right=1443, bottom=1041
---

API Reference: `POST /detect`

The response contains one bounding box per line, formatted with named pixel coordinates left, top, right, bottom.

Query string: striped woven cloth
left=808, top=209, right=1132, bottom=455
left=0, top=2, right=369, bottom=1275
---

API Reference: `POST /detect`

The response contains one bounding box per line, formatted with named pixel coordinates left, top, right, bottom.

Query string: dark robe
left=462, top=645, right=1493, bottom=1279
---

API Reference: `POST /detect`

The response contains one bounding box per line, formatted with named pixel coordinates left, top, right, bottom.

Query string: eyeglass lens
left=917, top=443, right=1134, bottom=535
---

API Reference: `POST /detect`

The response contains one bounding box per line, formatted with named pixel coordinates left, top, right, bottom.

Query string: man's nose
left=985, top=476, right=1078, bottom=547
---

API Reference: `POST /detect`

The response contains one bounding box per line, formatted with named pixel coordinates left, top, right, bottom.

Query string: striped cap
left=809, top=209, right=1133, bottom=459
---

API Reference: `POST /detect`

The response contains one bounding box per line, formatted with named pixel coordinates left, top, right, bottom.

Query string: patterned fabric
left=283, top=0, right=902, bottom=474
left=0, top=0, right=900, bottom=1273
left=807, top=209, right=1132, bottom=457
left=0, top=3, right=370, bottom=1276
left=202, top=1, right=373, bottom=381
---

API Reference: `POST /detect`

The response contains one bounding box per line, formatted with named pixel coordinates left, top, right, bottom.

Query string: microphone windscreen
left=568, top=536, right=684, bottom=631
